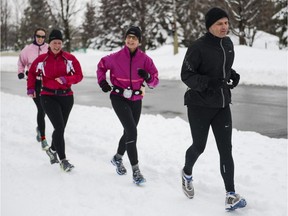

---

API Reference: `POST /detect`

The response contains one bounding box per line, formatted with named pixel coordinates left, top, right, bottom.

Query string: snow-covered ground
left=1, top=32, right=287, bottom=216
left=1, top=32, right=287, bottom=87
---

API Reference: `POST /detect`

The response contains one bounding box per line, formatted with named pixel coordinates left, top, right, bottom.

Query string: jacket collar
left=205, top=32, right=223, bottom=43
left=123, top=45, right=139, bottom=57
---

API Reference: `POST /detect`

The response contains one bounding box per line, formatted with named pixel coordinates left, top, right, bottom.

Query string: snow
left=1, top=32, right=287, bottom=216
left=1, top=32, right=287, bottom=87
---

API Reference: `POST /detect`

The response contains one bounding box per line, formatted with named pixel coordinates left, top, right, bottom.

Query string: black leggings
left=33, top=80, right=46, bottom=137
left=41, top=95, right=74, bottom=160
left=184, top=105, right=235, bottom=192
left=110, top=94, right=142, bottom=166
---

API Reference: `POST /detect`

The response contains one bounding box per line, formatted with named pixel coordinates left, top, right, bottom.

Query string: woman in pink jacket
left=97, top=26, right=159, bottom=185
left=27, top=29, right=83, bottom=172
left=17, top=28, right=49, bottom=150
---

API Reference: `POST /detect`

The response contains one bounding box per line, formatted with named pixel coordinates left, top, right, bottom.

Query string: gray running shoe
left=182, top=170, right=194, bottom=199
left=41, top=139, right=49, bottom=151
left=225, top=192, right=247, bottom=211
left=36, top=127, right=41, bottom=142
left=111, top=156, right=127, bottom=175
left=46, top=148, right=59, bottom=164
left=133, top=170, right=146, bottom=185
left=60, top=159, right=74, bottom=172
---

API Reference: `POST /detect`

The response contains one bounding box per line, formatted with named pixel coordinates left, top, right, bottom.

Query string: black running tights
left=110, top=94, right=142, bottom=166
left=33, top=80, right=46, bottom=137
left=41, top=95, right=74, bottom=160
left=183, top=105, right=235, bottom=192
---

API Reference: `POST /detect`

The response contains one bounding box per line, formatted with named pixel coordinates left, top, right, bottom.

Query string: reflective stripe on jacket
left=27, top=49, right=83, bottom=96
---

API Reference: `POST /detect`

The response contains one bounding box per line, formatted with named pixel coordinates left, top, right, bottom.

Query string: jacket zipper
left=129, top=54, right=133, bottom=89
left=220, top=39, right=226, bottom=108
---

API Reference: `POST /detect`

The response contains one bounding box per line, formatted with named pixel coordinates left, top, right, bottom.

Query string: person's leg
left=41, top=95, right=71, bottom=160
left=33, top=80, right=46, bottom=138
left=57, top=95, right=74, bottom=159
left=183, top=105, right=213, bottom=175
left=211, top=105, right=235, bottom=192
left=111, top=95, right=141, bottom=166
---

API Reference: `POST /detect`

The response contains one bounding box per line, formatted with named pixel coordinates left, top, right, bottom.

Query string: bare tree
left=0, top=0, right=10, bottom=50
left=225, top=0, right=265, bottom=45
left=53, top=0, right=82, bottom=52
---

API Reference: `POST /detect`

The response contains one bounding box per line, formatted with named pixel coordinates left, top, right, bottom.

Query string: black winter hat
left=48, top=29, right=63, bottom=43
left=125, top=26, right=142, bottom=42
left=205, top=7, right=229, bottom=30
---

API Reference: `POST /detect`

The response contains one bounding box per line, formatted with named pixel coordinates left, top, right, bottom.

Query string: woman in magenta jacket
left=27, top=29, right=83, bottom=172
left=17, top=28, right=49, bottom=150
left=97, top=26, right=159, bottom=185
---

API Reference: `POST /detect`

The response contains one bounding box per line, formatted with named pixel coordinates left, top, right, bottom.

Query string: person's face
left=49, top=40, right=63, bottom=54
left=125, top=34, right=139, bottom=52
left=35, top=30, right=46, bottom=45
left=209, top=17, right=229, bottom=38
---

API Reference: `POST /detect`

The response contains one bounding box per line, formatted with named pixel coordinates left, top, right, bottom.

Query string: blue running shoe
left=133, top=170, right=146, bottom=185
left=225, top=192, right=247, bottom=211
left=111, top=156, right=127, bottom=175
left=182, top=170, right=194, bottom=199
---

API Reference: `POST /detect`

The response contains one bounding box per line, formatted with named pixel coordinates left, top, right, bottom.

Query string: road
left=1, top=71, right=287, bottom=139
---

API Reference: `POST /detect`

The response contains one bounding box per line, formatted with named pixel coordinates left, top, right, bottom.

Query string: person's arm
left=139, top=57, right=159, bottom=88
left=27, top=57, right=38, bottom=97
left=56, top=55, right=83, bottom=85
left=17, top=48, right=28, bottom=79
left=96, top=56, right=112, bottom=92
left=180, top=45, right=210, bottom=92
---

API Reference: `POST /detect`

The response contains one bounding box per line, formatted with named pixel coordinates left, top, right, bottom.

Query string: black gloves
left=208, top=78, right=225, bottom=90
left=18, top=73, right=25, bottom=79
left=229, top=72, right=240, bottom=89
left=99, top=80, right=112, bottom=92
left=138, top=69, right=150, bottom=81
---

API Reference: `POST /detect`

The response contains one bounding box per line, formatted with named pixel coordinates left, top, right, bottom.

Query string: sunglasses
left=35, top=35, right=46, bottom=39
left=126, top=35, right=138, bottom=41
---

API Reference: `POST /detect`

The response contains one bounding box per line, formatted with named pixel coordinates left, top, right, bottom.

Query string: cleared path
left=1, top=72, right=287, bottom=139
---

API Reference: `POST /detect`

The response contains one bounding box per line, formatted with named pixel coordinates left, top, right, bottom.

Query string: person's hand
left=99, top=80, right=112, bottom=92
left=18, top=73, right=25, bottom=79
left=229, top=73, right=240, bottom=89
left=208, top=78, right=225, bottom=90
left=55, top=77, right=67, bottom=85
left=27, top=89, right=36, bottom=98
left=138, top=69, right=150, bottom=81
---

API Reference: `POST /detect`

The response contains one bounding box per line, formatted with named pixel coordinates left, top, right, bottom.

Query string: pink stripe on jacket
left=97, top=46, right=159, bottom=101
left=17, top=43, right=49, bottom=74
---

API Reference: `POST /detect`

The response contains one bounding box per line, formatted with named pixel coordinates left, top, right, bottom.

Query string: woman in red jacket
left=27, top=29, right=83, bottom=172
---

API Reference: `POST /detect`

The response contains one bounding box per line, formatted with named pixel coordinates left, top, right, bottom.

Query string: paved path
left=1, top=72, right=287, bottom=139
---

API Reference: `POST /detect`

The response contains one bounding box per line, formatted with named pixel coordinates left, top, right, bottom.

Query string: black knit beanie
left=205, top=7, right=229, bottom=30
left=125, top=26, right=142, bottom=42
left=48, top=29, right=63, bottom=43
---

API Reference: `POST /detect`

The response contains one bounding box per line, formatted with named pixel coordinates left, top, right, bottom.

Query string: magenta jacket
left=17, top=43, right=49, bottom=74
left=97, top=46, right=159, bottom=101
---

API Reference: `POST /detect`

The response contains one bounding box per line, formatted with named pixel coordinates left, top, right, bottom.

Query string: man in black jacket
left=180, top=7, right=246, bottom=211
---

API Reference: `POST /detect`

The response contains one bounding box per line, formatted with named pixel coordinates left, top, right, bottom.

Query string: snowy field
left=1, top=31, right=287, bottom=216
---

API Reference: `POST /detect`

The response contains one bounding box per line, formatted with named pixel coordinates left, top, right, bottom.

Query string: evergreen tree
left=175, top=0, right=207, bottom=47
left=94, top=0, right=172, bottom=52
left=81, top=1, right=97, bottom=49
left=18, top=0, right=57, bottom=49
left=273, top=0, right=287, bottom=49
